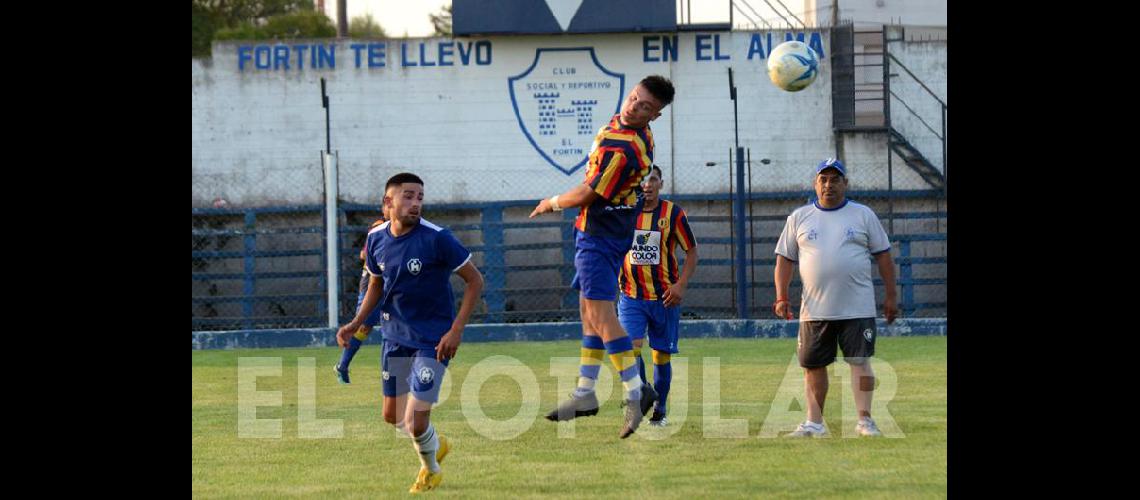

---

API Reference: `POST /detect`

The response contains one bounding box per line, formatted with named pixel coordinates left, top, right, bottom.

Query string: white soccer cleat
left=856, top=417, right=882, bottom=437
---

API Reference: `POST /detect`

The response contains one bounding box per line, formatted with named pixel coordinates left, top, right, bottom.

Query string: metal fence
left=192, top=190, right=944, bottom=331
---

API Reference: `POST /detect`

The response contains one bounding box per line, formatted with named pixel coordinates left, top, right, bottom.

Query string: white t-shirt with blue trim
left=774, top=200, right=891, bottom=321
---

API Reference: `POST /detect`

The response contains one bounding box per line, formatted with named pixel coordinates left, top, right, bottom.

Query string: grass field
left=193, top=337, right=947, bottom=498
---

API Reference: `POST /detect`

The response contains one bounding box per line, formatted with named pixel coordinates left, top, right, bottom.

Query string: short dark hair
left=639, top=75, right=675, bottom=108
left=649, top=165, right=664, bottom=179
left=385, top=172, right=424, bottom=192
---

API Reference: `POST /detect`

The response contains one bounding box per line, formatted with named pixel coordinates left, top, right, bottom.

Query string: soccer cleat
left=334, top=364, right=350, bottom=384
left=639, top=384, right=658, bottom=417
left=409, top=467, right=442, bottom=494
left=785, top=421, right=828, bottom=437
left=619, top=399, right=646, bottom=438
left=618, top=383, right=653, bottom=408
left=436, top=434, right=451, bottom=464
left=648, top=409, right=667, bottom=427
left=856, top=417, right=882, bottom=437
left=544, top=391, right=600, bottom=421
left=619, top=384, right=658, bottom=438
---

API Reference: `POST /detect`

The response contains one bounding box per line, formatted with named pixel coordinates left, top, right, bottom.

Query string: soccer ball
left=767, top=41, right=820, bottom=92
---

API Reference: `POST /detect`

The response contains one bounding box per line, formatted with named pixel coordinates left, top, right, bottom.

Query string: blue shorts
left=618, top=294, right=681, bottom=354
left=356, top=270, right=383, bottom=328
left=381, top=340, right=450, bottom=403
left=571, top=231, right=633, bottom=301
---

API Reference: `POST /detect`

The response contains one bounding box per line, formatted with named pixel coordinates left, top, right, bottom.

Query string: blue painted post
left=243, top=211, right=257, bottom=330
left=561, top=208, right=579, bottom=314
left=734, top=146, right=748, bottom=319
left=900, top=241, right=914, bottom=317
left=482, top=206, right=505, bottom=323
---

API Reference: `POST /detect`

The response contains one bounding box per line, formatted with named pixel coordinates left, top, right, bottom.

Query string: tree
left=192, top=2, right=220, bottom=57
left=429, top=3, right=452, bottom=36
left=349, top=14, right=387, bottom=38
left=195, top=0, right=314, bottom=27
left=215, top=10, right=336, bottom=41
left=193, top=0, right=329, bottom=57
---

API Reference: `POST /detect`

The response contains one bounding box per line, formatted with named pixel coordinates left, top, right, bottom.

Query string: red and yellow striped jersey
left=619, top=199, right=697, bottom=300
left=574, top=115, right=654, bottom=239
left=360, top=218, right=387, bottom=271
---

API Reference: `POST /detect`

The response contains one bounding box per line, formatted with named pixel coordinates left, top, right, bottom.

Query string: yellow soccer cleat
left=409, top=467, right=443, bottom=494
left=436, top=434, right=450, bottom=464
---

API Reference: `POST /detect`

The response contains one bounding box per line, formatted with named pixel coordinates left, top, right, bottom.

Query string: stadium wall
left=193, top=30, right=947, bottom=207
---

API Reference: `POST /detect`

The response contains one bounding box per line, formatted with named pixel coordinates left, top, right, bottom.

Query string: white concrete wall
left=841, top=132, right=932, bottom=190
left=665, top=30, right=835, bottom=198
left=889, top=34, right=947, bottom=174
left=192, top=30, right=947, bottom=207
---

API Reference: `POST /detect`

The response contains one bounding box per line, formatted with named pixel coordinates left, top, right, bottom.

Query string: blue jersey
left=364, top=218, right=472, bottom=350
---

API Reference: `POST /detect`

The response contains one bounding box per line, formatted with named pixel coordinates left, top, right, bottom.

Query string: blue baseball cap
left=816, top=158, right=846, bottom=176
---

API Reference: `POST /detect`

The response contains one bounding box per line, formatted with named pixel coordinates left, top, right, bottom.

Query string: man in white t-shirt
left=774, top=158, right=899, bottom=438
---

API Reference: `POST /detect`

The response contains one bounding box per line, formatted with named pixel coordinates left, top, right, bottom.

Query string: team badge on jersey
left=417, top=366, right=434, bottom=384
left=413, top=366, right=436, bottom=392
left=407, top=258, right=422, bottom=275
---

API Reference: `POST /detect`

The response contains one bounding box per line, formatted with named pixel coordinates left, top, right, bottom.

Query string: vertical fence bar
left=746, top=148, right=755, bottom=316
left=733, top=146, right=747, bottom=319
left=323, top=152, right=339, bottom=329
left=243, top=211, right=257, bottom=330
left=900, top=240, right=913, bottom=317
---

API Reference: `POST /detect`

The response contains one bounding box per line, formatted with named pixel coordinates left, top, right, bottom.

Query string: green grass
left=193, top=337, right=946, bottom=498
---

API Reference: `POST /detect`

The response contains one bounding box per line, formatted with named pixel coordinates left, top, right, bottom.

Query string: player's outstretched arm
left=529, top=184, right=600, bottom=218
left=437, top=261, right=484, bottom=361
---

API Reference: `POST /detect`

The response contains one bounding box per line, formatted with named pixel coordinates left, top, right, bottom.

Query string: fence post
left=733, top=146, right=748, bottom=319
left=899, top=240, right=913, bottom=317
left=243, top=211, right=257, bottom=330
left=323, top=152, right=339, bottom=329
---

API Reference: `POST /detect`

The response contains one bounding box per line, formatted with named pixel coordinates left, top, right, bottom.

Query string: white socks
left=413, top=423, right=440, bottom=473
